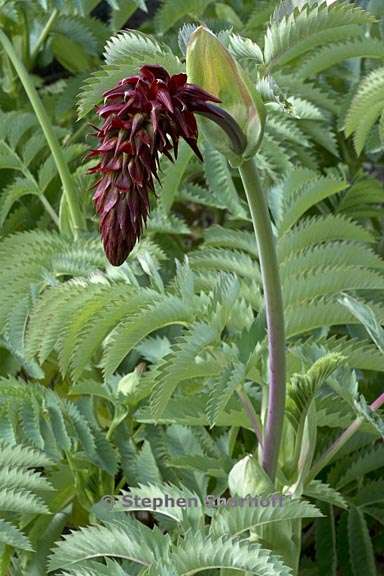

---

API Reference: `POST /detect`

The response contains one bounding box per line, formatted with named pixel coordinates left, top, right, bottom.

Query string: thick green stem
left=0, top=29, right=85, bottom=237
left=239, top=158, right=286, bottom=482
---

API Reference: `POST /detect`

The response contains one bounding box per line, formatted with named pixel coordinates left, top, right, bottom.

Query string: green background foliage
left=0, top=0, right=384, bottom=574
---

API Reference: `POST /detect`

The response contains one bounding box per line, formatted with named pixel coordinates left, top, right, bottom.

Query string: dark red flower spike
left=89, top=64, right=222, bottom=265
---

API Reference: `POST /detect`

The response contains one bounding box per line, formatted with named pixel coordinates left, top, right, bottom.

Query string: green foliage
left=348, top=506, right=377, bottom=576
left=263, top=1, right=373, bottom=71
left=315, top=503, right=337, bottom=576
left=47, top=505, right=294, bottom=574
left=0, top=0, right=384, bottom=573
left=155, top=0, right=215, bottom=34
left=345, top=67, right=384, bottom=154
left=77, top=29, right=182, bottom=117
left=210, top=495, right=322, bottom=537
left=286, top=353, right=344, bottom=430
left=0, top=376, right=118, bottom=473
left=203, top=142, right=248, bottom=219
left=0, top=442, right=52, bottom=552
left=303, top=480, right=347, bottom=510
left=298, top=38, right=384, bottom=79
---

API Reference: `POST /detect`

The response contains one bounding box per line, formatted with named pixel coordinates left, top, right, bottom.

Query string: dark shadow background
left=92, top=0, right=162, bottom=28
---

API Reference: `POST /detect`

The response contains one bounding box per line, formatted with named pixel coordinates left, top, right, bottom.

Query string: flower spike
left=89, top=64, right=222, bottom=266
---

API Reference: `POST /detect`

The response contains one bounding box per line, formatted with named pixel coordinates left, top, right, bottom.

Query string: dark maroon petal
left=97, top=103, right=124, bottom=117
left=110, top=117, right=131, bottom=130
left=180, top=110, right=198, bottom=138
left=169, top=73, right=187, bottom=92
left=102, top=188, right=119, bottom=214
left=155, top=86, right=174, bottom=113
left=128, top=158, right=144, bottom=185
left=93, top=176, right=110, bottom=201
left=116, top=140, right=133, bottom=154
left=115, top=173, right=131, bottom=191
left=185, top=137, right=203, bottom=161
left=98, top=140, right=117, bottom=153
left=105, top=157, right=122, bottom=171
left=103, top=77, right=139, bottom=97
left=140, top=64, right=170, bottom=82
left=179, top=84, right=221, bottom=103
left=130, top=113, right=145, bottom=137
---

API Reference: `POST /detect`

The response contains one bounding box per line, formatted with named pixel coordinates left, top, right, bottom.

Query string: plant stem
left=308, top=392, right=384, bottom=481
left=239, top=158, right=286, bottom=482
left=228, top=426, right=239, bottom=457
left=0, top=29, right=85, bottom=237
left=237, top=388, right=263, bottom=445
left=15, top=145, right=60, bottom=228
left=21, top=6, right=31, bottom=69
left=30, top=9, right=58, bottom=63
left=39, top=194, right=60, bottom=227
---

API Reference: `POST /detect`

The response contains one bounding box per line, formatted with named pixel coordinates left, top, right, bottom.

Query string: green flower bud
left=228, top=454, right=273, bottom=497
left=186, top=26, right=265, bottom=166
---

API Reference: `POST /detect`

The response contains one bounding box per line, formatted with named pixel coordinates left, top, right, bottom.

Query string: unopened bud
left=186, top=26, right=265, bottom=166
left=228, top=454, right=273, bottom=497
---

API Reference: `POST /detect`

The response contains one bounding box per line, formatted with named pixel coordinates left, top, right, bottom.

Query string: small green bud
left=186, top=26, right=265, bottom=166
left=117, top=365, right=144, bottom=405
left=228, top=454, right=273, bottom=497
